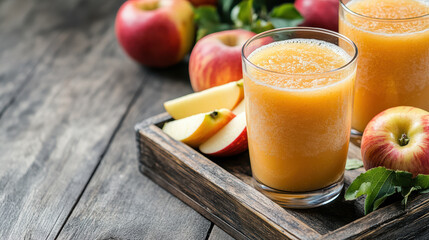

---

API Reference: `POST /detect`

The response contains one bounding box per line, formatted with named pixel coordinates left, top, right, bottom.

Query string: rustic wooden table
left=0, top=0, right=233, bottom=239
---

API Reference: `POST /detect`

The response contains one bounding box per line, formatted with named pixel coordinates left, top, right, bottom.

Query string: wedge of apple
left=164, top=79, right=243, bottom=119
left=162, top=109, right=235, bottom=148
left=200, top=112, right=248, bottom=157
left=232, top=99, right=245, bottom=115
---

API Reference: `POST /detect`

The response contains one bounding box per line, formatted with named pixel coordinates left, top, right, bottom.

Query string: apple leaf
left=194, top=1, right=303, bottom=40
left=346, top=167, right=429, bottom=215
left=231, top=0, right=254, bottom=28
left=345, top=158, right=363, bottom=170
left=420, top=188, right=429, bottom=194
left=251, top=19, right=274, bottom=33
left=268, top=3, right=303, bottom=28
left=393, top=170, right=414, bottom=187
left=345, top=167, right=396, bottom=214
left=270, top=3, right=302, bottom=19
left=194, top=6, right=231, bottom=40
left=416, top=174, right=429, bottom=189
left=195, top=6, right=221, bottom=25
left=219, top=0, right=241, bottom=22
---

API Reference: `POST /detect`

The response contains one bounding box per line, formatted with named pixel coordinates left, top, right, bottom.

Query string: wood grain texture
left=56, top=63, right=213, bottom=240
left=0, top=0, right=148, bottom=238
left=137, top=114, right=429, bottom=240
left=0, top=0, right=84, bottom=116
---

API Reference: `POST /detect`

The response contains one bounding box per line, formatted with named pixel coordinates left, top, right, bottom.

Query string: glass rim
left=340, top=0, right=429, bottom=21
left=241, top=27, right=358, bottom=77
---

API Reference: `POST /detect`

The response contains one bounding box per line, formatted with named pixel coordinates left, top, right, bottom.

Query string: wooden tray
left=135, top=113, right=429, bottom=240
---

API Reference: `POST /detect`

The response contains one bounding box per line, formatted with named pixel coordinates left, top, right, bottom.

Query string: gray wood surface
left=0, top=9, right=141, bottom=239
left=0, top=0, right=81, bottom=117
left=0, top=0, right=201, bottom=239
left=56, top=64, right=213, bottom=239
left=0, top=0, right=226, bottom=239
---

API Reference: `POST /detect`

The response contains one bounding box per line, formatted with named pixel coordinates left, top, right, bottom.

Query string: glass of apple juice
left=339, top=0, right=429, bottom=134
left=241, top=27, right=358, bottom=208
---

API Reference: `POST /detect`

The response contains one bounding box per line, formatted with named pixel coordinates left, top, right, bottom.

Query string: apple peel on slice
left=164, top=80, right=243, bottom=119
left=200, top=112, right=248, bottom=157
left=162, top=109, right=235, bottom=148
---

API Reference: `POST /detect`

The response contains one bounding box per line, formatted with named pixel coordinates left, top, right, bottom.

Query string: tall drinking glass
left=339, top=0, right=429, bottom=133
left=242, top=28, right=358, bottom=208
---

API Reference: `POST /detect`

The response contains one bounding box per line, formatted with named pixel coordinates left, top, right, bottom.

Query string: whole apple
left=295, top=0, right=339, bottom=32
left=115, top=0, right=194, bottom=67
left=189, top=29, right=256, bottom=92
left=361, top=106, right=429, bottom=176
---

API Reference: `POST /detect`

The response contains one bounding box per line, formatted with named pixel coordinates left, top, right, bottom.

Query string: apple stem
left=398, top=133, right=410, bottom=146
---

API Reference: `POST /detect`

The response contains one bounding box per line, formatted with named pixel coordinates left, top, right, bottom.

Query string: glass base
left=253, top=176, right=344, bottom=209
left=351, top=128, right=362, bottom=137
left=350, top=129, right=362, bottom=146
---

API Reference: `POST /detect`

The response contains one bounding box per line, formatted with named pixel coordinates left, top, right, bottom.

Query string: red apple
left=115, top=0, right=194, bottom=67
left=189, top=29, right=256, bottom=92
left=199, top=112, right=248, bottom=157
left=295, top=0, right=339, bottom=32
left=361, top=106, right=429, bottom=176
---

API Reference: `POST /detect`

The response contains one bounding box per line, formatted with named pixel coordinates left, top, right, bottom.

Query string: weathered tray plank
left=136, top=113, right=429, bottom=240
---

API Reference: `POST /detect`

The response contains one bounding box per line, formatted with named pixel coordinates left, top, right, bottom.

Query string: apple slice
left=162, top=109, right=235, bottom=148
left=164, top=79, right=243, bottom=119
left=200, top=112, right=248, bottom=157
left=232, top=99, right=245, bottom=115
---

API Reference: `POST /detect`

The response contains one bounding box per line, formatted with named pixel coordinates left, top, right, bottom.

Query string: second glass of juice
left=339, top=0, right=429, bottom=133
left=242, top=28, right=358, bottom=208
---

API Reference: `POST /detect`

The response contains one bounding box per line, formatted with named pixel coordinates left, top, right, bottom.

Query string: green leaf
left=196, top=23, right=231, bottom=41
left=194, top=6, right=221, bottom=26
left=270, top=3, right=302, bottom=19
left=346, top=167, right=429, bottom=215
left=194, top=6, right=232, bottom=40
left=345, top=182, right=371, bottom=200
left=415, top=174, right=429, bottom=189
left=268, top=3, right=303, bottom=28
left=393, top=170, right=414, bottom=187
left=219, top=0, right=241, bottom=22
left=420, top=188, right=429, bottom=194
left=221, top=0, right=235, bottom=16
left=345, top=158, right=364, bottom=170
left=345, top=167, right=396, bottom=214
left=251, top=19, right=274, bottom=33
left=394, top=171, right=427, bottom=206
left=231, top=0, right=254, bottom=28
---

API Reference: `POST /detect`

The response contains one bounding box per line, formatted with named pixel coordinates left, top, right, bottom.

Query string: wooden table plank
left=0, top=0, right=149, bottom=238
left=56, top=64, right=213, bottom=239
left=0, top=0, right=83, bottom=116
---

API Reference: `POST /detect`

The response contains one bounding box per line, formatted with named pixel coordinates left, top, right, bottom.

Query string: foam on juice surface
left=345, top=0, right=429, bottom=34
left=248, top=39, right=351, bottom=89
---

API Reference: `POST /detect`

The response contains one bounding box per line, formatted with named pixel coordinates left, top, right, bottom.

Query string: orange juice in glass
left=242, top=28, right=357, bottom=208
left=339, top=0, right=429, bottom=133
